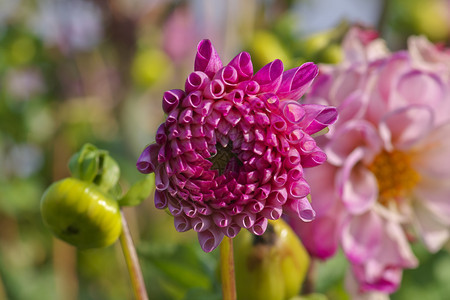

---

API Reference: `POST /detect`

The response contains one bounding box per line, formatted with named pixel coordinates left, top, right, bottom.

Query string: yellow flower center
left=367, top=150, right=420, bottom=206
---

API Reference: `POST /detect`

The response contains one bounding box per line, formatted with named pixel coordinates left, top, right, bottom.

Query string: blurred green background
left=1, top=0, right=449, bottom=299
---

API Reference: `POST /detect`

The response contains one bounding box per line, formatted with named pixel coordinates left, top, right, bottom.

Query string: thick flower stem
left=220, top=236, right=237, bottom=300
left=119, top=210, right=148, bottom=300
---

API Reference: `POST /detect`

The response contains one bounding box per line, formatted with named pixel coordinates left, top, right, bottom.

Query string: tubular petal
left=194, top=39, right=223, bottom=78
left=253, top=59, right=284, bottom=93
left=162, top=89, right=184, bottom=113
left=198, top=229, right=224, bottom=252
left=277, top=62, right=319, bottom=100
left=185, top=71, right=211, bottom=94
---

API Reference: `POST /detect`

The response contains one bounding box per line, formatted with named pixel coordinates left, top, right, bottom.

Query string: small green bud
left=68, top=143, right=120, bottom=193
left=41, top=177, right=122, bottom=249
left=234, top=219, right=310, bottom=300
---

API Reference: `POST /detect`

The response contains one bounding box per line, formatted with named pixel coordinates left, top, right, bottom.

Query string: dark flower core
left=209, top=142, right=241, bottom=175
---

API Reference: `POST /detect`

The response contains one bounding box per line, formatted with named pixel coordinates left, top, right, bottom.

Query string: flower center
left=367, top=150, right=420, bottom=206
left=209, top=143, right=240, bottom=175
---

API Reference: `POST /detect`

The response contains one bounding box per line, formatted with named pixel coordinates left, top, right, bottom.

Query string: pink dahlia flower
left=290, top=28, right=450, bottom=294
left=137, top=39, right=337, bottom=252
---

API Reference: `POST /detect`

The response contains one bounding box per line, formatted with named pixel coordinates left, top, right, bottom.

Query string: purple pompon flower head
left=137, top=39, right=337, bottom=252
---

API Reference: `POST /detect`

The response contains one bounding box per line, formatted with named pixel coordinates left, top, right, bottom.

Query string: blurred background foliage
left=0, top=0, right=449, bottom=299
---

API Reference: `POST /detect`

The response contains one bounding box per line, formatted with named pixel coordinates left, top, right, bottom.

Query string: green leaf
left=109, top=183, right=123, bottom=199
left=119, top=174, right=154, bottom=206
left=138, top=242, right=218, bottom=299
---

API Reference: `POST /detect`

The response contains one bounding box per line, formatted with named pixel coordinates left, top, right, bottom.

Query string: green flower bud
left=68, top=143, right=120, bottom=193
left=41, top=177, right=122, bottom=249
left=234, top=219, right=310, bottom=300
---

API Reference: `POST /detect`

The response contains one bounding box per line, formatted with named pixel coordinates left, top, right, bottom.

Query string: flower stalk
left=119, top=210, right=148, bottom=300
left=303, top=259, right=316, bottom=295
left=220, top=236, right=237, bottom=300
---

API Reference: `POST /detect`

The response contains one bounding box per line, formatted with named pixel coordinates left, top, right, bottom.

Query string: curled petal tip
left=194, top=39, right=223, bottom=78
left=185, top=71, right=210, bottom=94
left=154, top=190, right=168, bottom=209
left=162, top=89, right=185, bottom=114
left=252, top=59, right=284, bottom=93
left=228, top=51, right=253, bottom=80
left=301, top=104, right=338, bottom=135
left=298, top=197, right=316, bottom=222
left=198, top=229, right=224, bottom=252
left=282, top=101, right=306, bottom=124
left=278, top=62, right=319, bottom=100
left=136, top=144, right=159, bottom=174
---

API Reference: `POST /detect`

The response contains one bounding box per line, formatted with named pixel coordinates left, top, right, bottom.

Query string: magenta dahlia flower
left=137, top=39, right=337, bottom=252
left=290, top=28, right=450, bottom=295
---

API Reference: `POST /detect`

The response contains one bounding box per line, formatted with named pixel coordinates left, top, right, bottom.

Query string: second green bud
left=234, top=219, right=310, bottom=300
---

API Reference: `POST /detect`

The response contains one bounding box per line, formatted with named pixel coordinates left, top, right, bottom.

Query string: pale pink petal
left=305, top=163, right=339, bottom=216
left=415, top=178, right=450, bottom=227
left=306, top=70, right=334, bottom=102
left=345, top=270, right=392, bottom=299
left=326, top=120, right=382, bottom=166
left=341, top=27, right=386, bottom=64
left=335, top=90, right=367, bottom=126
left=413, top=122, right=450, bottom=177
left=290, top=213, right=342, bottom=260
left=375, top=53, right=411, bottom=102
left=349, top=263, right=402, bottom=295
left=413, top=198, right=450, bottom=252
left=378, top=221, right=418, bottom=268
left=329, top=66, right=363, bottom=106
left=337, top=148, right=378, bottom=214
left=379, top=105, right=434, bottom=151
left=346, top=219, right=417, bottom=294
left=341, top=211, right=383, bottom=264
left=408, top=35, right=450, bottom=67
left=396, top=70, right=444, bottom=110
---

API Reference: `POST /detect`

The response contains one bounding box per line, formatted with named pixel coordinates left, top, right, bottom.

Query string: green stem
left=303, top=258, right=316, bottom=295
left=119, top=210, right=148, bottom=300
left=220, top=236, right=237, bottom=300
